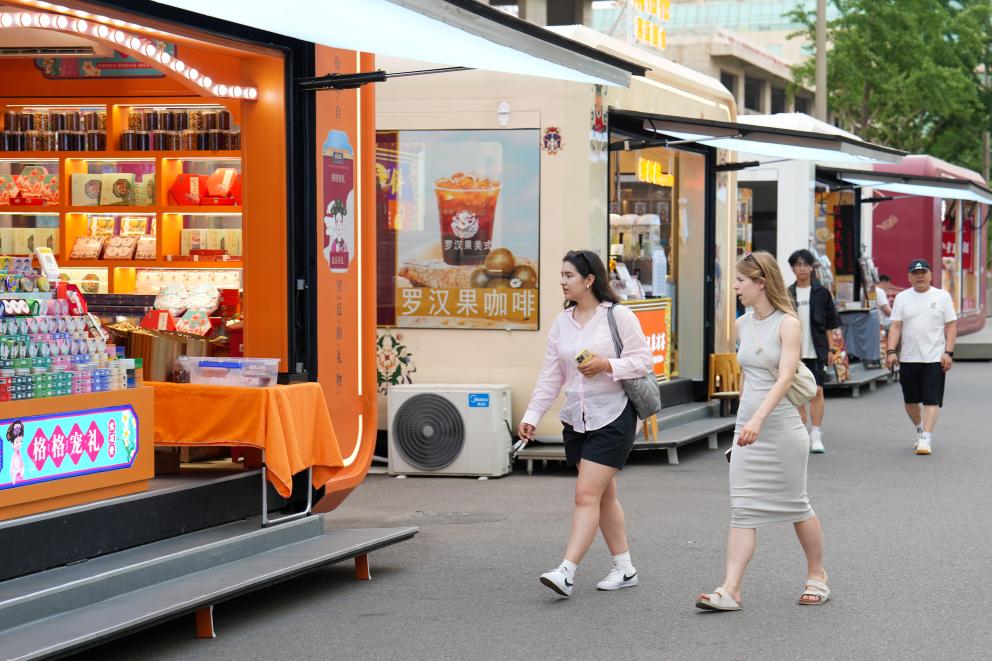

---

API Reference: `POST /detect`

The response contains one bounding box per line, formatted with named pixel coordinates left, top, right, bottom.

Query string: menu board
left=376, top=130, right=540, bottom=330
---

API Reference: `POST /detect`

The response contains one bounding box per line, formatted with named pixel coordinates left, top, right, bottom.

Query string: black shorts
left=562, top=401, right=637, bottom=469
left=802, top=359, right=827, bottom=387
left=900, top=362, right=946, bottom=407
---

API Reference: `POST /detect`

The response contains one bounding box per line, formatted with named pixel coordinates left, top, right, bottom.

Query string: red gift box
left=230, top=174, right=242, bottom=205
left=168, top=174, right=209, bottom=205
left=200, top=196, right=236, bottom=206
left=10, top=196, right=45, bottom=206
left=206, top=168, right=238, bottom=197
left=140, top=309, right=176, bottom=332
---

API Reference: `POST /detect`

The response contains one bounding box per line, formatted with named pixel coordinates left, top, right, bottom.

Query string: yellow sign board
left=638, top=157, right=674, bottom=187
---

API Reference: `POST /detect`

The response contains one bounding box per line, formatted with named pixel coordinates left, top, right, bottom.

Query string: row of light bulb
left=0, top=8, right=258, bottom=101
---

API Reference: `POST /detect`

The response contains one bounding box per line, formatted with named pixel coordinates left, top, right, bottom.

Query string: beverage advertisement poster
left=0, top=406, right=139, bottom=491
left=625, top=298, right=671, bottom=381
left=376, top=129, right=540, bottom=330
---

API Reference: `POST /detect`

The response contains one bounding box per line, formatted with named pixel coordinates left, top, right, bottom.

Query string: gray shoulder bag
left=606, top=304, right=662, bottom=420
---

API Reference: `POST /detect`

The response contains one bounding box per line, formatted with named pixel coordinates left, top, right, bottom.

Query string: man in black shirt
left=788, top=250, right=841, bottom=453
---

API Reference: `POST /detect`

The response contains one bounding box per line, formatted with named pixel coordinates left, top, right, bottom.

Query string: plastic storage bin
left=176, top=356, right=278, bottom=387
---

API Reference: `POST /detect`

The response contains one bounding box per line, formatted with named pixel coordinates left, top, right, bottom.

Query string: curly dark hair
left=6, top=421, right=24, bottom=444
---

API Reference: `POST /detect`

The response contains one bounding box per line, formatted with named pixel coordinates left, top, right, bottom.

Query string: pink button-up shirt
left=522, top=302, right=654, bottom=433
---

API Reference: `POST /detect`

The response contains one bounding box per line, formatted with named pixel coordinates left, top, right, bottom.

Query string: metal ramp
left=0, top=470, right=416, bottom=660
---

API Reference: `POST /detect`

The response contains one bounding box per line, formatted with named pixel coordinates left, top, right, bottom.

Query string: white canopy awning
left=826, top=168, right=992, bottom=205
left=618, top=112, right=905, bottom=164
left=151, top=0, right=645, bottom=86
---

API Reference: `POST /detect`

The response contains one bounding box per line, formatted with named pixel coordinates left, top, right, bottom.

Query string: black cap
left=908, top=258, right=931, bottom=272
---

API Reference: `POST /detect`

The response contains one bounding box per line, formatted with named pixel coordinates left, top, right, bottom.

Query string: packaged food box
left=15, top=165, right=48, bottom=198
left=206, top=168, right=238, bottom=197
left=0, top=174, right=20, bottom=205
left=100, top=173, right=136, bottom=206
left=180, top=229, right=208, bottom=256
left=102, top=235, right=139, bottom=260
left=41, top=174, right=59, bottom=204
left=88, top=215, right=116, bottom=237
left=71, top=174, right=103, bottom=206
left=168, top=174, right=208, bottom=205
left=178, top=356, right=278, bottom=388
left=69, top=235, right=106, bottom=260
left=134, top=235, right=157, bottom=260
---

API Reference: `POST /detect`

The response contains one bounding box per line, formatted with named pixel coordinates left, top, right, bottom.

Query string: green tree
left=789, top=0, right=991, bottom=173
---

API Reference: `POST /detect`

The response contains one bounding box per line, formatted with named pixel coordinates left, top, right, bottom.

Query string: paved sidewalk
left=94, top=363, right=991, bottom=661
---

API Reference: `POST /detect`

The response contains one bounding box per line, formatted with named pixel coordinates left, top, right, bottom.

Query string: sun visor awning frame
left=610, top=111, right=905, bottom=164
left=823, top=168, right=992, bottom=205
left=150, top=0, right=646, bottom=88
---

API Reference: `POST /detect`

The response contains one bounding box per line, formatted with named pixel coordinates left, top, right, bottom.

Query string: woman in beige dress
left=696, top=251, right=830, bottom=611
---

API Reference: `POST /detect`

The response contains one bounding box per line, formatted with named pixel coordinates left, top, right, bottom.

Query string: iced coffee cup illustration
left=434, top=172, right=501, bottom=266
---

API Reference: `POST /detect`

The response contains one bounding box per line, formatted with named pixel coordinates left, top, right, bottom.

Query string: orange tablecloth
left=150, top=382, right=344, bottom=498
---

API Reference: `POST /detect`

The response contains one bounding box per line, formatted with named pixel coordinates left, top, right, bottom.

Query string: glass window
left=771, top=87, right=786, bottom=114
left=795, top=96, right=809, bottom=114
left=744, top=77, right=763, bottom=112
left=720, top=71, right=738, bottom=97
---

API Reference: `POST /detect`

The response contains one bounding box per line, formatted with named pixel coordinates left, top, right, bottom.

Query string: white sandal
left=695, top=587, right=743, bottom=611
left=797, top=575, right=830, bottom=605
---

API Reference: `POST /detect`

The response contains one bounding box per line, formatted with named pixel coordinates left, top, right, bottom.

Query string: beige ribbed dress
left=730, top=310, right=815, bottom=528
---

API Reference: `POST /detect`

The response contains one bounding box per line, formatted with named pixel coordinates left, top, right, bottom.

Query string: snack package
left=180, top=229, right=208, bottom=256
left=88, top=215, right=116, bottom=237
left=102, top=235, right=139, bottom=260
left=0, top=174, right=20, bottom=205
left=71, top=174, right=103, bottom=206
left=99, top=173, right=135, bottom=206
left=40, top=174, right=59, bottom=204
left=69, top=235, right=106, bottom=260
left=120, top=216, right=152, bottom=236
left=135, top=235, right=157, bottom=260
left=15, top=165, right=48, bottom=198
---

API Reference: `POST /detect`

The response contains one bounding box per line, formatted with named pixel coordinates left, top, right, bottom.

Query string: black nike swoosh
left=623, top=572, right=637, bottom=581
left=564, top=578, right=573, bottom=587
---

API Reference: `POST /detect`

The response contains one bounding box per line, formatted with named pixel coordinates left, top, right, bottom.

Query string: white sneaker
left=915, top=435, right=932, bottom=455
left=540, top=567, right=573, bottom=597
left=914, top=428, right=923, bottom=449
left=596, top=565, right=639, bottom=591
left=809, top=429, right=826, bottom=454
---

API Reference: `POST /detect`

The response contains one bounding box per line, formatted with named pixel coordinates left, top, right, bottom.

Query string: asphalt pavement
left=92, top=362, right=992, bottom=661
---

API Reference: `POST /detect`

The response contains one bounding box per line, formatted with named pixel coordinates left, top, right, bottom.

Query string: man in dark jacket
left=788, top=249, right=841, bottom=453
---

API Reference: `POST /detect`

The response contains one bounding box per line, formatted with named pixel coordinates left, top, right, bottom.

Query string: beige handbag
left=749, top=314, right=818, bottom=407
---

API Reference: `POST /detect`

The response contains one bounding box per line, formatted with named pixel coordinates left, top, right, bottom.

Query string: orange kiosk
left=0, top=0, right=376, bottom=518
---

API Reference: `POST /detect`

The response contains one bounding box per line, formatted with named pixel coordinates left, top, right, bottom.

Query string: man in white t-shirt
left=885, top=259, right=958, bottom=455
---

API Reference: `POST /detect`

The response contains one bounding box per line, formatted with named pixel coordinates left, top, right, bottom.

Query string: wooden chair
left=642, top=413, right=659, bottom=442
left=708, top=353, right=742, bottom=417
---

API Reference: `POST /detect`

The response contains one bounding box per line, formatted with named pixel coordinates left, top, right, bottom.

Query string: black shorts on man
left=801, top=358, right=827, bottom=387
left=899, top=362, right=945, bottom=407
left=562, top=400, right=637, bottom=469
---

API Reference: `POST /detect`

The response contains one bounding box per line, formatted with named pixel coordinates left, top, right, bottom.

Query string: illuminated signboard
left=638, top=157, right=675, bottom=188
left=1, top=405, right=139, bottom=490
left=629, top=0, right=670, bottom=51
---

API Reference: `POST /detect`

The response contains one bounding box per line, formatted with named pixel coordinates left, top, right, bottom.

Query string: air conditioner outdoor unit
left=387, top=384, right=512, bottom=477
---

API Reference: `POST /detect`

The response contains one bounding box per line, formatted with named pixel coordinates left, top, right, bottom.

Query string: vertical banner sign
left=628, top=0, right=670, bottom=51
left=1, top=406, right=139, bottom=490
left=314, top=47, right=376, bottom=500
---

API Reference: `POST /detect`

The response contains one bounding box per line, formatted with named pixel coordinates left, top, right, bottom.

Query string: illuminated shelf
left=63, top=259, right=243, bottom=269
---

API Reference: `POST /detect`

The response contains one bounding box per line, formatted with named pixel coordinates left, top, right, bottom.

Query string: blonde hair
left=737, top=251, right=798, bottom=318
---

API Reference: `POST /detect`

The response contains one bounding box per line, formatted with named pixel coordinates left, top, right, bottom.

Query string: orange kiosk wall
left=312, top=47, right=378, bottom=512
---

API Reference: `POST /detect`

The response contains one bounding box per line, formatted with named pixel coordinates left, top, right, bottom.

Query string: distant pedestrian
left=518, top=249, right=653, bottom=598
left=875, top=274, right=893, bottom=330
left=696, top=251, right=829, bottom=612
left=787, top=249, right=841, bottom=453
left=885, top=259, right=957, bottom=455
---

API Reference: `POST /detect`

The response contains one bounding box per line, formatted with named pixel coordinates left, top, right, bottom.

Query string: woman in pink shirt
left=518, top=250, right=653, bottom=598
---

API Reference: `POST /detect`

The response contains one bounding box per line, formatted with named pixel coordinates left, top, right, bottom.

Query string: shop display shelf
left=63, top=258, right=243, bottom=269
left=0, top=206, right=63, bottom=212
left=0, top=151, right=241, bottom=160
left=66, top=206, right=157, bottom=214
left=163, top=206, right=242, bottom=214
left=0, top=291, right=54, bottom=300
